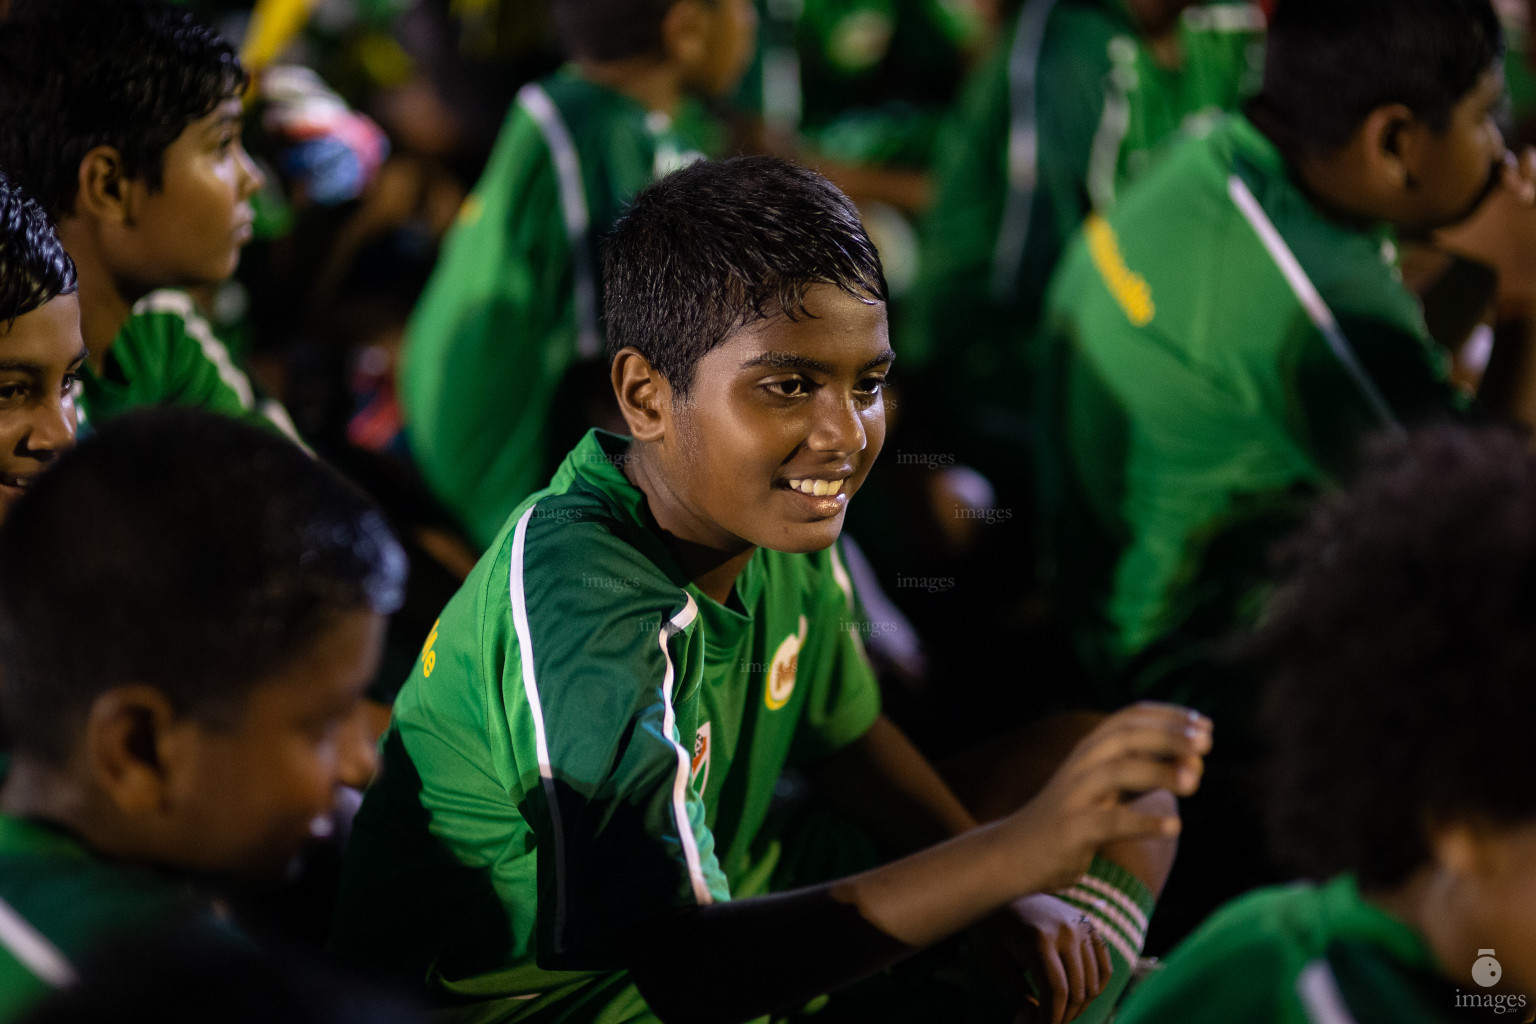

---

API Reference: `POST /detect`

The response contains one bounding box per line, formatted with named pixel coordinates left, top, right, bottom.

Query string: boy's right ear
left=76, top=145, right=131, bottom=224
left=611, top=346, right=671, bottom=442
left=84, top=684, right=179, bottom=816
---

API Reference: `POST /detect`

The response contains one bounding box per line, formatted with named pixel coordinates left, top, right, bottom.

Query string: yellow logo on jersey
left=765, top=616, right=808, bottom=711
left=1086, top=213, right=1155, bottom=327
left=421, top=618, right=440, bottom=678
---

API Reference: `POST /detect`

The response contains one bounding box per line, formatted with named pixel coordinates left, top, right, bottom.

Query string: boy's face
left=161, top=608, right=384, bottom=878
left=0, top=293, right=84, bottom=521
left=684, top=0, right=758, bottom=98
left=114, top=97, right=261, bottom=291
left=658, top=284, right=890, bottom=556
left=1439, top=822, right=1536, bottom=1000
left=1401, top=67, right=1507, bottom=231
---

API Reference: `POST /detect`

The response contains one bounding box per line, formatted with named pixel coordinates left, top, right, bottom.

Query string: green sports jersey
left=1037, top=113, right=1465, bottom=709
left=0, top=812, right=210, bottom=1023
left=903, top=1, right=1262, bottom=428
left=1116, top=876, right=1475, bottom=1024
left=331, top=430, right=882, bottom=1021
left=78, top=289, right=302, bottom=442
left=400, top=69, right=704, bottom=549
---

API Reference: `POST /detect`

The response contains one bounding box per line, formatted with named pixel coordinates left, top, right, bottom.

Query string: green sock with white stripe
left=1053, top=855, right=1156, bottom=1024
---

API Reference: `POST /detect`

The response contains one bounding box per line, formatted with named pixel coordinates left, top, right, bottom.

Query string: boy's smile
left=0, top=294, right=83, bottom=519
left=633, top=284, right=891, bottom=578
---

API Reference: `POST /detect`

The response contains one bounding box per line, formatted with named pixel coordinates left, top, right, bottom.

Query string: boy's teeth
left=786, top=478, right=846, bottom=496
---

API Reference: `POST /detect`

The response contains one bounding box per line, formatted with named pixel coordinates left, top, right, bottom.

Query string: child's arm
left=620, top=703, right=1209, bottom=1024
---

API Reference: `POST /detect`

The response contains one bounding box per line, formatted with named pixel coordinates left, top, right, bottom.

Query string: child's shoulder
left=0, top=814, right=211, bottom=1008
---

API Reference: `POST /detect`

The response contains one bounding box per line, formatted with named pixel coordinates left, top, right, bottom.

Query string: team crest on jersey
left=691, top=722, right=712, bottom=794
left=765, top=616, right=808, bottom=711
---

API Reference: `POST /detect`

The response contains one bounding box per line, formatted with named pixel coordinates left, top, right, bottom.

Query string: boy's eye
left=856, top=375, right=887, bottom=398
left=0, top=383, right=26, bottom=403
left=765, top=378, right=812, bottom=398
left=60, top=374, right=77, bottom=396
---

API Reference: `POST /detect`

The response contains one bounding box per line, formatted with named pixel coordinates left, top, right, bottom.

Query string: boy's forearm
left=802, top=713, right=977, bottom=854
left=625, top=821, right=1026, bottom=1024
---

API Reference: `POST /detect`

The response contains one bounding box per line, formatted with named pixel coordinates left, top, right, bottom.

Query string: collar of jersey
left=563, top=430, right=766, bottom=632
left=1323, top=874, right=1443, bottom=978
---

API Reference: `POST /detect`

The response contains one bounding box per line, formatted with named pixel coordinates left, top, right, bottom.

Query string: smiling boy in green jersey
left=399, top=0, right=757, bottom=550
left=901, top=0, right=1263, bottom=476
left=0, top=0, right=300, bottom=442
left=0, top=175, right=85, bottom=523
left=332, top=156, right=1212, bottom=1024
left=1116, top=425, right=1536, bottom=1024
left=0, top=410, right=406, bottom=1023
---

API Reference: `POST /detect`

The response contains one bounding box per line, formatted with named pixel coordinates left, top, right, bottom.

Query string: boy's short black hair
left=0, top=0, right=246, bottom=220
left=0, top=172, right=76, bottom=329
left=1256, top=0, right=1503, bottom=155
left=603, top=155, right=887, bottom=397
left=1255, top=424, right=1536, bottom=889
left=0, top=409, right=407, bottom=765
left=551, top=0, right=678, bottom=62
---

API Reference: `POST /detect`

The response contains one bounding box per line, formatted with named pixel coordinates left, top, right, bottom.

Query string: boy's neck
left=624, top=447, right=756, bottom=606
left=57, top=218, right=136, bottom=372
left=574, top=58, right=685, bottom=117
left=1, top=756, right=111, bottom=849
left=1364, top=871, right=1472, bottom=981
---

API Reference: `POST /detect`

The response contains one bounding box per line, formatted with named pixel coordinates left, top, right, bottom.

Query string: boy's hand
left=974, top=893, right=1112, bottom=1024
left=999, top=703, right=1211, bottom=893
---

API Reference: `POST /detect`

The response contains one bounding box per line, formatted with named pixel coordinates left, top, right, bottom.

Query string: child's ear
left=76, top=144, right=133, bottom=225
left=661, top=0, right=711, bottom=72
left=1360, top=103, right=1421, bottom=191
left=84, top=684, right=183, bottom=816
left=611, top=346, right=672, bottom=442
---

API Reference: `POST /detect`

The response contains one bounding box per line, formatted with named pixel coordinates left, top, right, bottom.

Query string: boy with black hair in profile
left=333, top=156, right=1211, bottom=1024
left=0, top=409, right=407, bottom=1022
left=399, top=0, right=757, bottom=549
left=1038, top=0, right=1536, bottom=946
left=0, top=0, right=300, bottom=440
left=1116, top=423, right=1536, bottom=1023
left=0, top=173, right=85, bottom=523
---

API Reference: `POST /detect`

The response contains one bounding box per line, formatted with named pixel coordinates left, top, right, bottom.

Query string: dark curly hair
left=0, top=172, right=76, bottom=328
left=1254, top=423, right=1536, bottom=889
left=0, top=0, right=246, bottom=220
left=0, top=409, right=407, bottom=765
left=603, top=155, right=887, bottom=397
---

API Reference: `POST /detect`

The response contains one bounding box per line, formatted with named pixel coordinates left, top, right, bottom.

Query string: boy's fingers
left=1089, top=804, right=1183, bottom=847
left=1080, top=928, right=1104, bottom=999
left=1039, top=947, right=1070, bottom=1024
left=1066, top=715, right=1211, bottom=790
left=1060, top=939, right=1088, bottom=1022
left=1095, top=928, right=1114, bottom=983
left=1078, top=752, right=1203, bottom=803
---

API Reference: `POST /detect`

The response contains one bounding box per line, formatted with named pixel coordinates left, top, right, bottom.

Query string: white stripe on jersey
left=657, top=594, right=712, bottom=905
left=517, top=83, right=602, bottom=361
left=0, top=893, right=76, bottom=989
left=992, top=0, right=1061, bottom=302
left=131, top=290, right=304, bottom=445
left=508, top=503, right=572, bottom=949
left=1227, top=175, right=1402, bottom=433
left=1058, top=886, right=1141, bottom=965
left=1296, top=959, right=1360, bottom=1024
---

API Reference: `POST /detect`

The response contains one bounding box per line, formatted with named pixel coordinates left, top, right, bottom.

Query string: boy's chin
left=754, top=516, right=847, bottom=555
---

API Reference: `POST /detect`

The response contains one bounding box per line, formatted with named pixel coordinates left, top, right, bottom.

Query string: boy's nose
left=237, top=144, right=265, bottom=199
left=336, top=703, right=382, bottom=790
left=809, top=394, right=868, bottom=455
left=24, top=390, right=76, bottom=458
